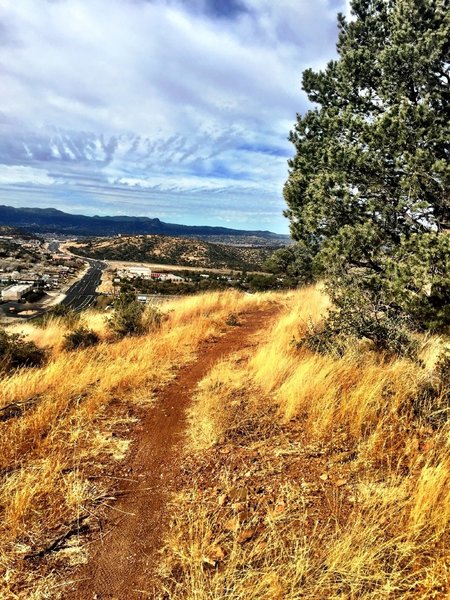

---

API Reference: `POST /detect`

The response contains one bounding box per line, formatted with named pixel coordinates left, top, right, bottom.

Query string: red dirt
left=66, top=305, right=280, bottom=599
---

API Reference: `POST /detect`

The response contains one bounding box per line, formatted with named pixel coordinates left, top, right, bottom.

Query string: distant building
left=151, top=273, right=184, bottom=282
left=1, top=284, right=33, bottom=301
left=52, top=253, right=71, bottom=261
left=165, top=274, right=184, bottom=282
left=119, top=267, right=152, bottom=279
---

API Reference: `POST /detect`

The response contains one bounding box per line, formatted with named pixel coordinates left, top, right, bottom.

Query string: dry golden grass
left=2, top=287, right=449, bottom=598
left=162, top=286, right=450, bottom=600
left=0, top=291, right=271, bottom=599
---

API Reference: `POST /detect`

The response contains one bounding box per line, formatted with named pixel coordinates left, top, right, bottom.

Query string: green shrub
left=63, top=327, right=100, bottom=351
left=107, top=294, right=145, bottom=337
left=298, top=297, right=419, bottom=360
left=0, top=329, right=47, bottom=371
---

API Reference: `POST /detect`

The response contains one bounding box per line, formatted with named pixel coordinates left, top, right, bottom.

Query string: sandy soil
left=106, top=259, right=239, bottom=274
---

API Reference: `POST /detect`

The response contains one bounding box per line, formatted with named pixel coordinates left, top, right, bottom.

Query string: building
left=118, top=267, right=152, bottom=279
left=1, top=284, right=33, bottom=301
left=151, top=273, right=184, bottom=282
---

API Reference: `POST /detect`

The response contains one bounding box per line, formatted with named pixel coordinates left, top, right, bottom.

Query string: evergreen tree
left=284, top=0, right=450, bottom=347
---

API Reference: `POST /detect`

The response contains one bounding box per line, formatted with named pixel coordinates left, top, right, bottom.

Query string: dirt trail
left=67, top=305, right=279, bottom=599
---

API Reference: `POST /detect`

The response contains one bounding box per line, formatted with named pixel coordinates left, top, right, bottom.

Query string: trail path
left=67, top=305, right=279, bottom=599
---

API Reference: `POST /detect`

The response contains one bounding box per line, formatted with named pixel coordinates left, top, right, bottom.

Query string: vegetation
left=40, top=304, right=81, bottom=329
left=0, top=329, right=46, bottom=371
left=160, top=286, right=449, bottom=600
left=0, top=3, right=448, bottom=598
left=0, top=239, right=40, bottom=263
left=63, top=326, right=100, bottom=351
left=264, top=242, right=317, bottom=286
left=70, top=234, right=276, bottom=271
left=284, top=0, right=450, bottom=352
left=0, top=291, right=268, bottom=598
left=0, top=288, right=447, bottom=598
left=116, top=270, right=288, bottom=298
left=107, top=292, right=147, bottom=337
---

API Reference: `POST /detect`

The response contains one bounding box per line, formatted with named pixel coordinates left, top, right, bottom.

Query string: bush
left=0, top=329, right=46, bottom=371
left=299, top=295, right=419, bottom=360
left=107, top=294, right=146, bottom=337
left=63, top=327, right=100, bottom=351
left=40, top=304, right=80, bottom=329
left=142, top=305, right=165, bottom=332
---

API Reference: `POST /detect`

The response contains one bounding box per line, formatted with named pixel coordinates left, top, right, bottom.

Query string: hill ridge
left=0, top=205, right=289, bottom=240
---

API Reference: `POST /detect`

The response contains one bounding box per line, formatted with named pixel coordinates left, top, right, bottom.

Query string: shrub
left=107, top=294, right=145, bottom=337
left=0, top=329, right=46, bottom=371
left=63, top=327, right=100, bottom=351
left=40, top=304, right=80, bottom=329
left=299, top=298, right=419, bottom=360
left=142, top=305, right=165, bottom=332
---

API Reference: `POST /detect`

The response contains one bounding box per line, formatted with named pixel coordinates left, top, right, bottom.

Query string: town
left=0, top=230, right=285, bottom=321
left=0, top=231, right=86, bottom=318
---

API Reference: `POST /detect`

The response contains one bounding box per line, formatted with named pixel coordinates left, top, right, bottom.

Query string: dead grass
left=161, top=286, right=450, bottom=600
left=2, top=286, right=448, bottom=598
left=0, top=291, right=272, bottom=599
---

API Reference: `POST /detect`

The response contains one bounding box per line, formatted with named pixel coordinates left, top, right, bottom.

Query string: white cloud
left=0, top=164, right=55, bottom=185
left=0, top=0, right=345, bottom=230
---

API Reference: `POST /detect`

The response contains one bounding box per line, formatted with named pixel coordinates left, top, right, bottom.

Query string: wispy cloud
left=0, top=0, right=344, bottom=232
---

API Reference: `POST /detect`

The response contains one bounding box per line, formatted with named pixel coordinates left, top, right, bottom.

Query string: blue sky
left=0, top=0, right=348, bottom=233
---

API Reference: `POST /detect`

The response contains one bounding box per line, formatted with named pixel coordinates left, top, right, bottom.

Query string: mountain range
left=0, top=205, right=289, bottom=242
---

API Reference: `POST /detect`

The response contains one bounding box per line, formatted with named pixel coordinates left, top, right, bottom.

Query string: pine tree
left=284, top=0, right=450, bottom=348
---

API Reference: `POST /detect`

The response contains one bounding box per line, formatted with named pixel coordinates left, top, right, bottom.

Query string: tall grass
left=0, top=291, right=269, bottom=598
left=163, top=286, right=449, bottom=599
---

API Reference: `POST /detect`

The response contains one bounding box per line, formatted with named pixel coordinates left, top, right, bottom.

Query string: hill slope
left=70, top=235, right=275, bottom=270
left=0, top=289, right=448, bottom=599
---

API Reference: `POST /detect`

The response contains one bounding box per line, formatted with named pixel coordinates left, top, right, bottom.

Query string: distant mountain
left=0, top=205, right=289, bottom=243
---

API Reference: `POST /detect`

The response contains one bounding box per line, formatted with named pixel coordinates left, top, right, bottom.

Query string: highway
left=0, top=241, right=106, bottom=320
left=61, top=259, right=106, bottom=312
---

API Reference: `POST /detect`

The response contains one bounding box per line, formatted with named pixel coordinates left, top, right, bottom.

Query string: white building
left=118, top=267, right=152, bottom=279
left=1, top=284, right=33, bottom=301
left=152, top=273, right=184, bottom=282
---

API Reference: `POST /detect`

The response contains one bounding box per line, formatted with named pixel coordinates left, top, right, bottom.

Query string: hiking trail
left=67, top=305, right=279, bottom=599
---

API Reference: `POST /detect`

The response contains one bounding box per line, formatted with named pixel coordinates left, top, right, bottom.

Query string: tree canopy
left=284, top=0, right=450, bottom=348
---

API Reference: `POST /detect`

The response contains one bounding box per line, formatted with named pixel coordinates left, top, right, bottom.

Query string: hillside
left=70, top=235, right=276, bottom=270
left=0, top=288, right=448, bottom=599
left=0, top=238, right=40, bottom=263
left=0, top=205, right=289, bottom=243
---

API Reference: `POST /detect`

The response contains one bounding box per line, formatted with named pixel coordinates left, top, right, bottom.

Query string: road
left=61, top=259, right=106, bottom=312
left=0, top=245, right=106, bottom=320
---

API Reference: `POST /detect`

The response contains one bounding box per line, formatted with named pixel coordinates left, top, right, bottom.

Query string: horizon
left=1, top=203, right=289, bottom=234
left=0, top=0, right=349, bottom=234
